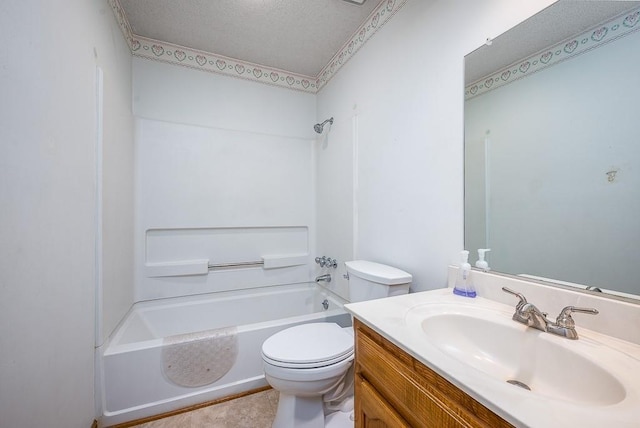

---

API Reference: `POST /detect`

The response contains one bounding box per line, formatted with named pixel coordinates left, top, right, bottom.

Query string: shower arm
left=314, top=117, right=334, bottom=133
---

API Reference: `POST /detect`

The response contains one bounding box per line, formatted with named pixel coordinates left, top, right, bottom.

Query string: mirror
left=464, top=1, right=640, bottom=301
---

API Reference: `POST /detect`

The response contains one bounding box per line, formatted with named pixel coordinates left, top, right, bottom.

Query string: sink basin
left=347, top=287, right=640, bottom=427
left=404, top=303, right=626, bottom=406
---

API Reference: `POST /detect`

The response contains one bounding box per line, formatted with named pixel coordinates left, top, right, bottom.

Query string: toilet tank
left=345, top=260, right=412, bottom=303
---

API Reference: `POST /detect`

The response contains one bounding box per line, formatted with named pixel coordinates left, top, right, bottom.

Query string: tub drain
left=506, top=379, right=531, bottom=391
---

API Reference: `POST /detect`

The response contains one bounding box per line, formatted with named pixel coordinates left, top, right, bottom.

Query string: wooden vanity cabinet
left=353, top=319, right=514, bottom=428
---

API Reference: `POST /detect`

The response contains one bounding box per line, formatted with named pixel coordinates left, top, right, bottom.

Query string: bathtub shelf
left=145, top=259, right=209, bottom=277
left=145, top=254, right=308, bottom=277
left=261, top=254, right=308, bottom=269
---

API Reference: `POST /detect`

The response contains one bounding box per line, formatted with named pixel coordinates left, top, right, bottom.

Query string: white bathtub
left=100, top=283, right=351, bottom=426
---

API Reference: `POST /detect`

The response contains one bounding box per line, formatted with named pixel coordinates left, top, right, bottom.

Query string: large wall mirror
left=464, top=1, right=640, bottom=301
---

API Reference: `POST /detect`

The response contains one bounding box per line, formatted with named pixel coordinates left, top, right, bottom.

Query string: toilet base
left=272, top=393, right=355, bottom=428
left=325, top=409, right=355, bottom=428
left=272, top=393, right=325, bottom=428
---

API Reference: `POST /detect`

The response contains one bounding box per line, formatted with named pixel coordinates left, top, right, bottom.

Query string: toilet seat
left=262, top=351, right=353, bottom=369
left=262, top=323, right=354, bottom=369
left=263, top=353, right=354, bottom=383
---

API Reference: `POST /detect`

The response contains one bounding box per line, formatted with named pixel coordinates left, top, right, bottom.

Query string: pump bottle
left=453, top=250, right=476, bottom=298
left=475, top=249, right=491, bottom=272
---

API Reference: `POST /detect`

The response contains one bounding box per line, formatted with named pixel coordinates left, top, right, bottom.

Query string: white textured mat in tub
left=161, top=327, right=238, bottom=387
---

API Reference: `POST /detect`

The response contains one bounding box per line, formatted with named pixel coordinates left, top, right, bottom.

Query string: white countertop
left=345, top=288, right=640, bottom=428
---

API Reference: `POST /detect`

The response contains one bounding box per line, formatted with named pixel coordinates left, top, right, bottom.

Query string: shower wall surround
left=132, top=59, right=317, bottom=301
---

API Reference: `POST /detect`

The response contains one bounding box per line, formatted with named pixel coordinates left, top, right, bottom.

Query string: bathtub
left=100, top=283, right=351, bottom=426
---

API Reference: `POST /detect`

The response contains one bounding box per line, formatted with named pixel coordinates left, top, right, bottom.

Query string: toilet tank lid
left=345, top=260, right=412, bottom=285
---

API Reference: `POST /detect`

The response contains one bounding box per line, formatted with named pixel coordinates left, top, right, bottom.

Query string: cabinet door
left=355, top=374, right=411, bottom=428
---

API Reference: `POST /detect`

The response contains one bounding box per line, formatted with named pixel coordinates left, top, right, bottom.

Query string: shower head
left=314, top=117, right=334, bottom=134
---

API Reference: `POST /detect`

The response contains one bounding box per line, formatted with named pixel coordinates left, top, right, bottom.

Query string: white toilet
left=261, top=260, right=412, bottom=428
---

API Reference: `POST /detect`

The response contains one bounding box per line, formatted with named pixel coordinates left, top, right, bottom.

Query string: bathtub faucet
left=315, top=274, right=332, bottom=283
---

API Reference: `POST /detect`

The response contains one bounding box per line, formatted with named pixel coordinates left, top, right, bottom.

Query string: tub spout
left=315, top=274, right=332, bottom=283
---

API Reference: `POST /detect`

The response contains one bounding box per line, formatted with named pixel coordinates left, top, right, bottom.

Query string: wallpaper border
left=108, top=0, right=408, bottom=94
left=465, top=8, right=640, bottom=100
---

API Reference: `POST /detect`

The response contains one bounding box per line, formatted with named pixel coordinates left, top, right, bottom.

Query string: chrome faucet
left=546, top=306, right=599, bottom=340
left=519, top=302, right=551, bottom=332
left=315, top=256, right=338, bottom=268
left=502, top=287, right=549, bottom=331
left=502, top=287, right=528, bottom=320
left=315, top=273, right=332, bottom=283
left=502, top=287, right=598, bottom=340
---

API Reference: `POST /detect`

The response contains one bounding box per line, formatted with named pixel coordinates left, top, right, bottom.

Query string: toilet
left=261, top=260, right=412, bottom=428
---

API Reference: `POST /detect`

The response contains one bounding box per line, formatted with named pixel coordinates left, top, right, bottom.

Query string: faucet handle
left=555, top=306, right=599, bottom=328
left=502, top=287, right=531, bottom=325
left=502, top=287, right=527, bottom=308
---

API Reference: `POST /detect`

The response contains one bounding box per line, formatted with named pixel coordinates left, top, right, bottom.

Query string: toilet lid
left=262, top=323, right=353, bottom=368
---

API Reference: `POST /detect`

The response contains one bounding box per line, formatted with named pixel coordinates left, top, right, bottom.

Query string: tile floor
left=131, top=389, right=279, bottom=428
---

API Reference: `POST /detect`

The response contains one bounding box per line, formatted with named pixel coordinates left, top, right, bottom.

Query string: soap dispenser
left=475, top=249, right=491, bottom=272
left=453, top=250, right=476, bottom=298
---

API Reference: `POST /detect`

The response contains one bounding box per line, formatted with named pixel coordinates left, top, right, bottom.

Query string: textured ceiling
left=465, top=1, right=640, bottom=85
left=118, top=0, right=381, bottom=77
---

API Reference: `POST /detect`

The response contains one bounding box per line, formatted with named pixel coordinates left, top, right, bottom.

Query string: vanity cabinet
left=353, top=319, right=513, bottom=428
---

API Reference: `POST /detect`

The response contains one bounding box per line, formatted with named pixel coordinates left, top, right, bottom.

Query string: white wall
left=316, top=0, right=555, bottom=294
left=132, top=59, right=317, bottom=301
left=0, top=0, right=133, bottom=426
left=132, top=58, right=316, bottom=137
left=465, top=30, right=640, bottom=293
left=100, top=9, right=135, bottom=346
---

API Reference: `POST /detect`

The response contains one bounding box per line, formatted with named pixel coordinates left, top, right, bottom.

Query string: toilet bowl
left=262, top=323, right=354, bottom=428
left=262, top=260, right=412, bottom=428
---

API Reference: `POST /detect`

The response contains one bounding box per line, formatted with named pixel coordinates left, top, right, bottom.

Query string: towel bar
left=207, top=261, right=264, bottom=269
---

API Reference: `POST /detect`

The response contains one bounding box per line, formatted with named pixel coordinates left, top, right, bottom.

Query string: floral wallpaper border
left=132, top=36, right=319, bottom=93
left=108, top=0, right=407, bottom=94
left=465, top=7, right=640, bottom=100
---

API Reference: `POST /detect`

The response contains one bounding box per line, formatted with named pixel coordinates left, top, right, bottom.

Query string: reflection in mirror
left=464, top=1, right=640, bottom=301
